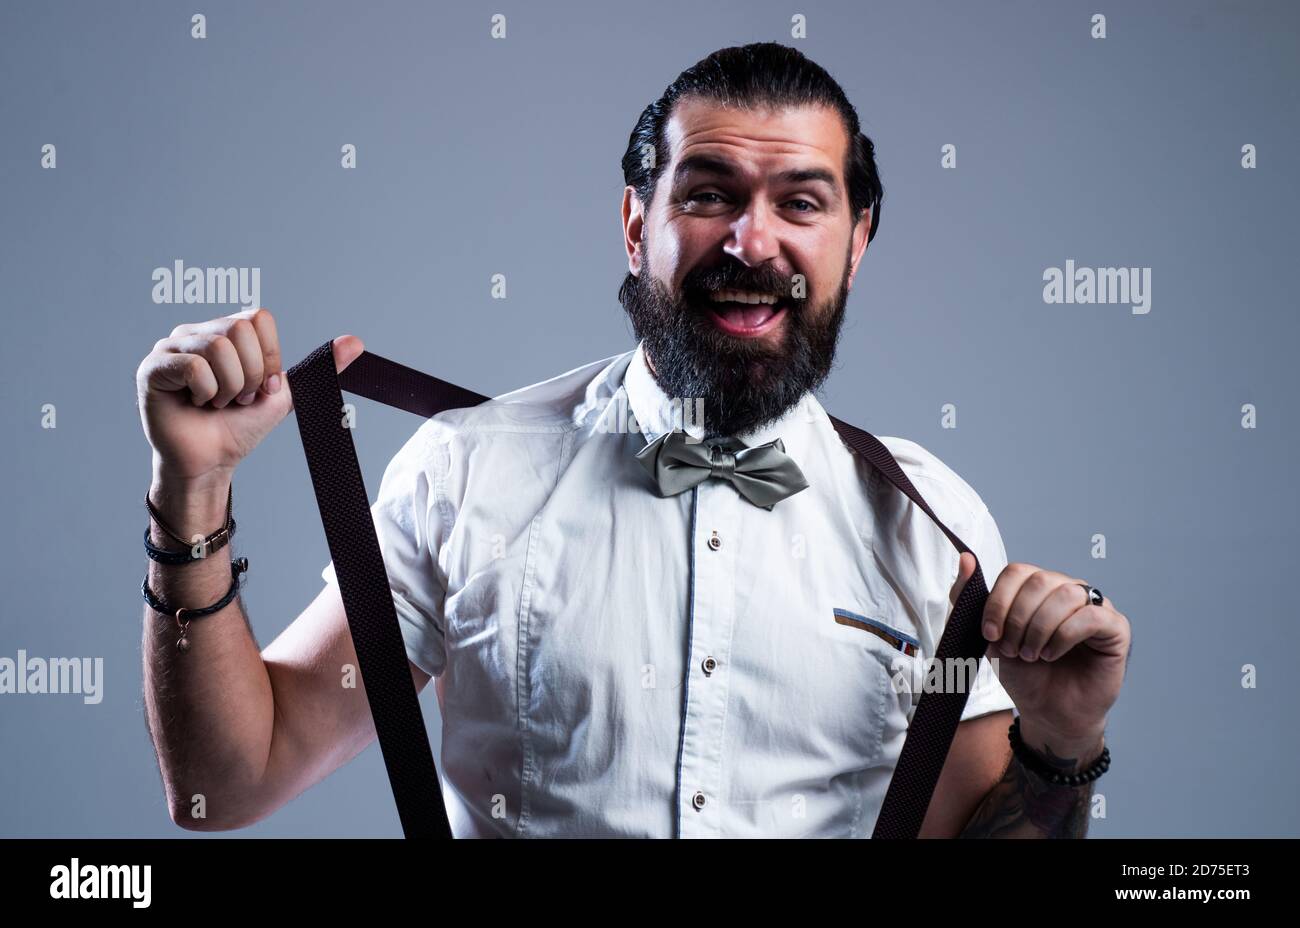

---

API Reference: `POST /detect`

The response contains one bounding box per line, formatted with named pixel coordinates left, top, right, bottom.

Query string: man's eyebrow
left=672, top=155, right=842, bottom=199
left=773, top=167, right=840, bottom=195
left=672, top=154, right=738, bottom=183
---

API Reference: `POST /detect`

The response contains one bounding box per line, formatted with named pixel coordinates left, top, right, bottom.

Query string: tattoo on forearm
left=959, top=739, right=1093, bottom=838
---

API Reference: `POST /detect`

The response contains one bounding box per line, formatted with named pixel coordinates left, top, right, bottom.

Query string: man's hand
left=933, top=554, right=1130, bottom=838
left=136, top=307, right=364, bottom=486
left=950, top=552, right=1130, bottom=758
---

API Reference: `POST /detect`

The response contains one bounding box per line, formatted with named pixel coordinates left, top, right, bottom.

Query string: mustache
left=682, top=262, right=804, bottom=304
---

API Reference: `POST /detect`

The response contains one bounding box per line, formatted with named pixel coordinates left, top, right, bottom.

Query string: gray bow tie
left=635, top=429, right=810, bottom=510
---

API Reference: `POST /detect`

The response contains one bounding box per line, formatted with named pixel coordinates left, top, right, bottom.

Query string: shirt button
left=707, top=531, right=722, bottom=551
left=702, top=656, right=718, bottom=675
left=692, top=791, right=707, bottom=810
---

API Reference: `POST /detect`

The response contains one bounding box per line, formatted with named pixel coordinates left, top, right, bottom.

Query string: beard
left=619, top=243, right=852, bottom=440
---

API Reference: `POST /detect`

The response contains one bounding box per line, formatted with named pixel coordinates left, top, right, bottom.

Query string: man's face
left=620, top=98, right=871, bottom=439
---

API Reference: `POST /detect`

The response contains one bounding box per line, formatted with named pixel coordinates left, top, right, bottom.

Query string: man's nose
left=723, top=201, right=780, bottom=267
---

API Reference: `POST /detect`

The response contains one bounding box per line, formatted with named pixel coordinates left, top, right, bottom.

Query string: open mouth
left=702, top=289, right=791, bottom=336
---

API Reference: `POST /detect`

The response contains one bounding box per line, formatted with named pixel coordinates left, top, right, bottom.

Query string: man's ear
left=622, top=186, right=645, bottom=276
left=846, top=207, right=871, bottom=290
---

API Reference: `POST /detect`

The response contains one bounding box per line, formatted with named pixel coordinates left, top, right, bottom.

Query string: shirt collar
left=622, top=340, right=823, bottom=454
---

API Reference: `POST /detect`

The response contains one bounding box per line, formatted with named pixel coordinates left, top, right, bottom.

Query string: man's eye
left=687, top=192, right=725, bottom=204
left=785, top=199, right=817, bottom=212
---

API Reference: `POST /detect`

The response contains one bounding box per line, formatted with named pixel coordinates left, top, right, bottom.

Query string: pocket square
left=832, top=608, right=920, bottom=656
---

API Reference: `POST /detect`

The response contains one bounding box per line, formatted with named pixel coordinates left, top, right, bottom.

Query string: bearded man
left=137, top=42, right=1129, bottom=838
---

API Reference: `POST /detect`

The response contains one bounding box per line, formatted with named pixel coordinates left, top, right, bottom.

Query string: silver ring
left=1078, top=583, right=1104, bottom=607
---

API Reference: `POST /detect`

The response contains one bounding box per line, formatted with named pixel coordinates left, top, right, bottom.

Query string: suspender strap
left=286, top=344, right=481, bottom=839
left=286, top=344, right=992, bottom=839
left=827, top=418, right=992, bottom=839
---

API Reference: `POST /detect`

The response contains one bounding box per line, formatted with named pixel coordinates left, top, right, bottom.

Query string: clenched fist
left=135, top=308, right=363, bottom=486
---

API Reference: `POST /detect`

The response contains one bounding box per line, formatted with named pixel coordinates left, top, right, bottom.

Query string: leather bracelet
left=142, top=557, right=249, bottom=652
left=144, top=482, right=234, bottom=559
left=1008, top=715, right=1110, bottom=787
left=143, top=519, right=237, bottom=565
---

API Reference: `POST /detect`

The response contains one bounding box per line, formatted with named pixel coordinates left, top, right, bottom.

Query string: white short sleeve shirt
left=322, top=340, right=1016, bottom=837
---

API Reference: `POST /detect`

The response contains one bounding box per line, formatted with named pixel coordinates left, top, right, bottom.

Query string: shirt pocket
left=818, top=606, right=928, bottom=742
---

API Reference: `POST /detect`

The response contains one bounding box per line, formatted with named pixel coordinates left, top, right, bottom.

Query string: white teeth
left=708, top=289, right=779, bottom=305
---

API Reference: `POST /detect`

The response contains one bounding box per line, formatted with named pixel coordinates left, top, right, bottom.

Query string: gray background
left=1, top=0, right=1296, bottom=837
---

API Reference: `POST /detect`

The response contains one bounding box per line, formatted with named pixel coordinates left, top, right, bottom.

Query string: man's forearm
left=960, top=719, right=1103, bottom=838
left=141, top=469, right=276, bottom=830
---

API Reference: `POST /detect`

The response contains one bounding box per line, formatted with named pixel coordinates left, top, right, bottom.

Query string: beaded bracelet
left=1008, top=714, right=1110, bottom=787
left=142, top=557, right=249, bottom=652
